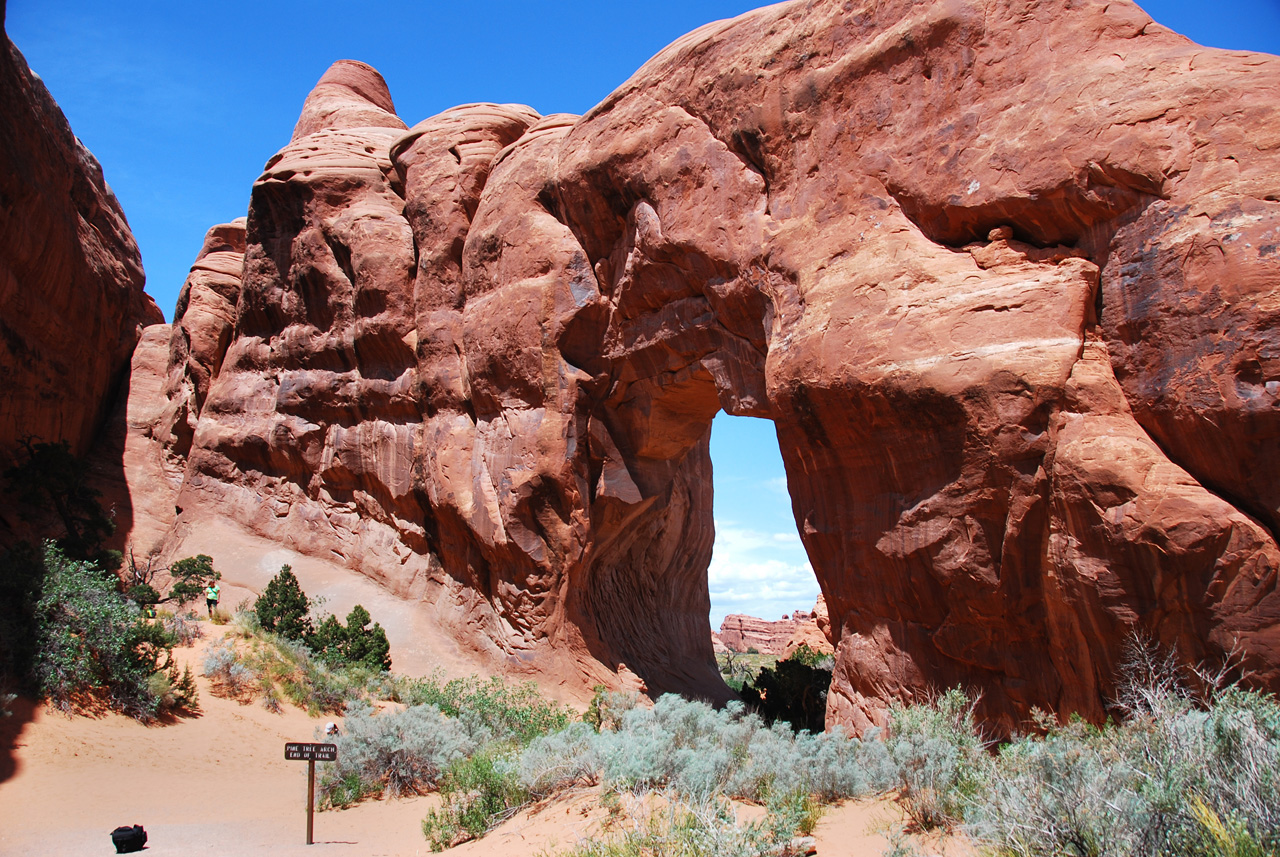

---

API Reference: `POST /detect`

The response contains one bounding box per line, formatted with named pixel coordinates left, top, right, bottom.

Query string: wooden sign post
left=285, top=742, right=338, bottom=844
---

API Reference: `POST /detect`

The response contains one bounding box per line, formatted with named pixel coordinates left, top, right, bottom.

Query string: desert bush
left=254, top=564, right=313, bottom=641
left=421, top=749, right=529, bottom=850
left=964, top=639, right=1280, bottom=856
left=243, top=632, right=386, bottom=715
left=160, top=610, right=203, bottom=646
left=32, top=542, right=176, bottom=720
left=200, top=612, right=393, bottom=714
left=582, top=694, right=889, bottom=804
left=552, top=790, right=813, bottom=857
left=732, top=721, right=895, bottom=802
left=201, top=637, right=257, bottom=701
left=229, top=605, right=261, bottom=637
left=308, top=604, right=391, bottom=671
left=965, top=713, right=1141, bottom=856
left=886, top=687, right=989, bottom=830
left=321, top=701, right=476, bottom=807
left=584, top=686, right=643, bottom=733
left=397, top=673, right=571, bottom=745
left=519, top=720, right=602, bottom=795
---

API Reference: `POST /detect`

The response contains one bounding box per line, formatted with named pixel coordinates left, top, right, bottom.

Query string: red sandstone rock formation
left=783, top=595, right=835, bottom=659
left=718, top=613, right=803, bottom=656
left=716, top=597, right=833, bottom=657
left=0, top=10, right=162, bottom=542
left=160, top=220, right=246, bottom=458
left=0, top=17, right=161, bottom=450
left=718, top=610, right=807, bottom=656
left=98, top=0, right=1280, bottom=730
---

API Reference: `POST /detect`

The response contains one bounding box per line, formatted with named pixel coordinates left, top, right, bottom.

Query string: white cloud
left=707, top=523, right=819, bottom=626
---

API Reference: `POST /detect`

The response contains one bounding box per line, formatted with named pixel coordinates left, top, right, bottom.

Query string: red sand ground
left=0, top=624, right=974, bottom=856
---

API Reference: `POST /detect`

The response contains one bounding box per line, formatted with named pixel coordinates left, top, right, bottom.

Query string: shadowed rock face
left=142, top=0, right=1278, bottom=730
left=0, top=12, right=162, bottom=541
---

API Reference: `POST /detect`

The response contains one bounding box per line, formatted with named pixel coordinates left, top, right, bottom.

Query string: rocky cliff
left=98, top=0, right=1280, bottom=731
left=0, top=7, right=163, bottom=542
left=717, top=598, right=833, bottom=656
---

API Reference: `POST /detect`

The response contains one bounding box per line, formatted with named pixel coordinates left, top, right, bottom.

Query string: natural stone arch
left=146, top=0, right=1280, bottom=734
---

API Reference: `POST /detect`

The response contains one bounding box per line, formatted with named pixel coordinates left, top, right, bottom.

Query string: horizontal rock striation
left=122, top=0, right=1278, bottom=729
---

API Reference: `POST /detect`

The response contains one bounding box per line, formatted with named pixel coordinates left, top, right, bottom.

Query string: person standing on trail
left=205, top=581, right=220, bottom=617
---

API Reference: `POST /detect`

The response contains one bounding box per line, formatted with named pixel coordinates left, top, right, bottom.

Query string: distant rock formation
left=716, top=597, right=833, bottom=657
left=718, top=613, right=805, bottom=656
left=21, top=0, right=1278, bottom=732
left=0, top=10, right=162, bottom=542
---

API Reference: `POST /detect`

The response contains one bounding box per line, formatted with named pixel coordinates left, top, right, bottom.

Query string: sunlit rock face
left=716, top=600, right=833, bottom=657
left=135, top=0, right=1278, bottom=730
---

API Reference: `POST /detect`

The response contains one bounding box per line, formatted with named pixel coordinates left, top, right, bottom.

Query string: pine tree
left=254, top=565, right=313, bottom=641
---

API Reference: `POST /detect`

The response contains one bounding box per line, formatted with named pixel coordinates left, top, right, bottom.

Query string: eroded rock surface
left=0, top=14, right=162, bottom=542
left=117, top=0, right=1280, bottom=728
left=717, top=602, right=832, bottom=657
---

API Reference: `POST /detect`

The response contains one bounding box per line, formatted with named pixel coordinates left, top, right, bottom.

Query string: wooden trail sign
left=285, top=742, right=338, bottom=844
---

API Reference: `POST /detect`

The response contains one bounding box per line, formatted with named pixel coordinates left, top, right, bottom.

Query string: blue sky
left=7, top=0, right=1278, bottom=627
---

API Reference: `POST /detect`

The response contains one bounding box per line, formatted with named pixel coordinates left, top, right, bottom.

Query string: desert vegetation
left=201, top=608, right=393, bottom=715
left=283, top=635, right=1280, bottom=857
left=253, top=564, right=391, bottom=671
left=0, top=441, right=199, bottom=720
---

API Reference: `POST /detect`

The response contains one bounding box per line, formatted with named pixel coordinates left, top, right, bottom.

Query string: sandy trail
left=0, top=622, right=972, bottom=856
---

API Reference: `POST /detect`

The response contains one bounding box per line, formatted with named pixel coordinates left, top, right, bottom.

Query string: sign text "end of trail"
left=285, top=742, right=337, bottom=762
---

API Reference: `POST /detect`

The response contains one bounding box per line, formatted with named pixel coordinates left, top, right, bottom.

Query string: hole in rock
left=707, top=412, right=820, bottom=631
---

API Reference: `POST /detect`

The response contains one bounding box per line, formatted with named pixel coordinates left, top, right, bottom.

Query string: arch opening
left=707, top=411, right=820, bottom=631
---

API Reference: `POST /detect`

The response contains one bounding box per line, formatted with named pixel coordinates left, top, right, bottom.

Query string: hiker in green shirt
left=205, top=582, right=220, bottom=617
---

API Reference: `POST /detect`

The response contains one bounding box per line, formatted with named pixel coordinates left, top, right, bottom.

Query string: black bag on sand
left=110, top=824, right=147, bottom=853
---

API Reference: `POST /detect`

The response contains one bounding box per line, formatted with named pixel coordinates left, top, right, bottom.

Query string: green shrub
left=146, top=661, right=200, bottom=715
left=320, top=701, right=475, bottom=807
left=421, top=749, right=529, bottom=850
left=309, top=605, right=391, bottom=671
left=126, top=582, right=161, bottom=607
left=254, top=564, right=313, bottom=641
left=2, top=440, right=122, bottom=687
left=31, top=543, right=176, bottom=720
left=397, top=673, right=570, bottom=745
left=886, top=687, right=988, bottom=830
